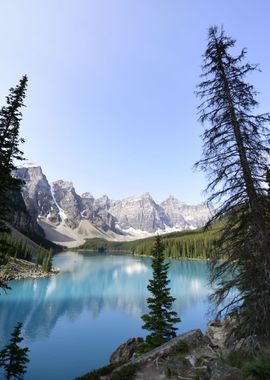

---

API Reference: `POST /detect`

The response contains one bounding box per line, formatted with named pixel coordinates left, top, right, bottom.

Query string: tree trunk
left=215, top=40, right=258, bottom=211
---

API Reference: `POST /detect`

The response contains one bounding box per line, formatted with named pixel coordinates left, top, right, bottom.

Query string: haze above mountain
left=15, top=164, right=212, bottom=247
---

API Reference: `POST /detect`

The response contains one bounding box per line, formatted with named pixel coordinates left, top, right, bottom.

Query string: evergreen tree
left=0, top=76, right=28, bottom=291
left=46, top=249, right=53, bottom=272
left=0, top=75, right=28, bottom=232
left=0, top=322, right=29, bottom=380
left=35, top=248, right=42, bottom=269
left=141, top=235, right=180, bottom=347
left=41, top=249, right=53, bottom=273
left=0, top=75, right=27, bottom=168
left=196, top=26, right=270, bottom=341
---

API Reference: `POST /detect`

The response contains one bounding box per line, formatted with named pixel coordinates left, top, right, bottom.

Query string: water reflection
left=0, top=252, right=210, bottom=346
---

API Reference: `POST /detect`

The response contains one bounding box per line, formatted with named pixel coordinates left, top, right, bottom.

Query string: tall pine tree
left=0, top=76, right=28, bottom=291
left=0, top=75, right=27, bottom=227
left=141, top=235, right=180, bottom=347
left=196, top=26, right=270, bottom=342
left=0, top=322, right=29, bottom=380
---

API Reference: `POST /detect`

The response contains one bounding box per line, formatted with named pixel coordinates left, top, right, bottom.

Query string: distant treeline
left=79, top=225, right=221, bottom=259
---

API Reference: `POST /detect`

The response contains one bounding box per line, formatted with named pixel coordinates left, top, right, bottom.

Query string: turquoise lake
left=0, top=252, right=212, bottom=380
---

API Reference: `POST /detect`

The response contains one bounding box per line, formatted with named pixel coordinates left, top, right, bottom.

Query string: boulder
left=206, top=320, right=227, bottom=354
left=110, top=337, right=144, bottom=364
left=204, top=361, right=241, bottom=380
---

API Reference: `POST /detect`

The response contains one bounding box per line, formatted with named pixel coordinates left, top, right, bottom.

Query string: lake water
left=0, top=252, right=212, bottom=380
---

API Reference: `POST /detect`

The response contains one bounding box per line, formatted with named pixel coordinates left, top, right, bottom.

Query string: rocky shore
left=108, top=328, right=240, bottom=380
left=0, top=257, right=60, bottom=281
left=77, top=319, right=270, bottom=380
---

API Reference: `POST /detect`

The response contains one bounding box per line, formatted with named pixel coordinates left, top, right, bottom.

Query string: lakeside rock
left=110, top=337, right=144, bottom=364
left=0, top=257, right=59, bottom=281
left=83, top=327, right=242, bottom=380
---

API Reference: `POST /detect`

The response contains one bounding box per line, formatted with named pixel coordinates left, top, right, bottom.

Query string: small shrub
left=75, top=361, right=126, bottom=380
left=135, top=341, right=154, bottom=355
left=2, top=263, right=10, bottom=276
left=169, top=340, right=189, bottom=355
left=0, top=253, right=8, bottom=266
left=110, top=363, right=138, bottom=380
left=242, top=357, right=270, bottom=379
left=224, top=350, right=251, bottom=368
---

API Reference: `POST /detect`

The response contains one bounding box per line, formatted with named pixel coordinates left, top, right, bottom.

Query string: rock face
left=205, top=320, right=228, bottom=356
left=109, top=193, right=171, bottom=232
left=15, top=166, right=119, bottom=236
left=53, top=180, right=82, bottom=228
left=110, top=337, right=144, bottom=364
left=15, top=165, right=60, bottom=225
left=160, top=195, right=211, bottom=229
left=109, top=329, right=241, bottom=380
left=6, top=187, right=43, bottom=238
left=14, top=164, right=212, bottom=242
left=110, top=194, right=211, bottom=233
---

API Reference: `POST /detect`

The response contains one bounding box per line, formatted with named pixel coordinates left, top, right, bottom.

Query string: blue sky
left=1, top=1, right=270, bottom=203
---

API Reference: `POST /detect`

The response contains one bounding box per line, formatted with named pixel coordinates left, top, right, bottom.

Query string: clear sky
left=1, top=1, right=270, bottom=203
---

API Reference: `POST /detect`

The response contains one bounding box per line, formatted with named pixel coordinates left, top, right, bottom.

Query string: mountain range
left=14, top=164, right=212, bottom=247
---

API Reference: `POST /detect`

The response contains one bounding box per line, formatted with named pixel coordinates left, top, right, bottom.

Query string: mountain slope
left=15, top=164, right=212, bottom=247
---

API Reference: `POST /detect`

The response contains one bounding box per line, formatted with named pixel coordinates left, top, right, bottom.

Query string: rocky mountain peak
left=81, top=192, right=94, bottom=199
left=53, top=180, right=75, bottom=192
left=15, top=165, right=61, bottom=225
left=141, top=192, right=151, bottom=198
left=14, top=165, right=212, bottom=245
left=95, top=194, right=110, bottom=210
left=161, top=196, right=211, bottom=229
left=162, top=195, right=186, bottom=207
left=109, top=192, right=168, bottom=233
left=16, top=165, right=43, bottom=181
left=52, top=180, right=82, bottom=229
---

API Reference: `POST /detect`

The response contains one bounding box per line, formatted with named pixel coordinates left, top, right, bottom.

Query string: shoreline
left=0, top=257, right=60, bottom=282
left=73, top=249, right=210, bottom=261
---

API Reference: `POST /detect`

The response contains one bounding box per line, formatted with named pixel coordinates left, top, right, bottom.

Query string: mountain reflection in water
left=0, top=252, right=211, bottom=380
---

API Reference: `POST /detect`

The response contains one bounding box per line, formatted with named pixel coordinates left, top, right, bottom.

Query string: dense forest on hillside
left=79, top=224, right=220, bottom=259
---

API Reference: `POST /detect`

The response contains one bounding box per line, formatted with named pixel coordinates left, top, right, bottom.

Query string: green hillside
left=78, top=224, right=221, bottom=259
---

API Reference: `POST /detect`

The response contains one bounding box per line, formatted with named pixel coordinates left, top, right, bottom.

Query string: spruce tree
left=0, top=75, right=28, bottom=232
left=0, top=322, right=29, bottom=380
left=41, top=249, right=53, bottom=273
left=141, top=235, right=180, bottom=347
left=0, top=76, right=28, bottom=291
left=0, top=75, right=27, bottom=168
left=35, top=248, right=42, bottom=269
left=46, top=249, right=53, bottom=272
left=196, top=26, right=270, bottom=341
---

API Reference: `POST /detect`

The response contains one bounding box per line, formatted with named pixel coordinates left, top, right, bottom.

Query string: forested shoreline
left=79, top=224, right=220, bottom=260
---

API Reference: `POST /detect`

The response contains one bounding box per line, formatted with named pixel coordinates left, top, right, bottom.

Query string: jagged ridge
left=15, top=165, right=212, bottom=247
